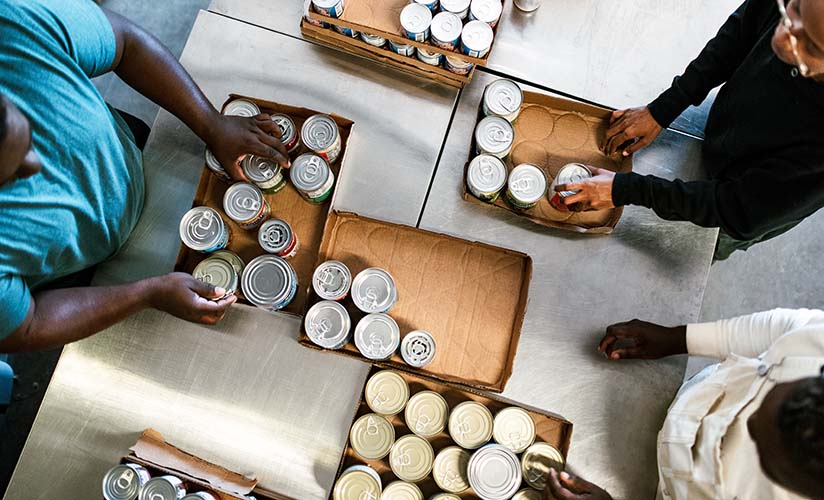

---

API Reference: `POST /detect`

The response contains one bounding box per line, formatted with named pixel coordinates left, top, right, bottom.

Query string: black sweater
left=612, top=0, right=824, bottom=240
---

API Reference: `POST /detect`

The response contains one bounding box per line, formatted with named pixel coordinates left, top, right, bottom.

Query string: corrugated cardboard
left=299, top=211, right=532, bottom=393
left=173, top=94, right=354, bottom=315
left=330, top=367, right=573, bottom=499
left=463, top=91, right=633, bottom=233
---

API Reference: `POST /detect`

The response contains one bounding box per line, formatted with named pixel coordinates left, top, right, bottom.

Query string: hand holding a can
left=148, top=272, right=237, bottom=325
left=554, top=167, right=615, bottom=211
left=598, top=319, right=688, bottom=360
left=206, top=113, right=290, bottom=181
left=601, top=106, right=663, bottom=157
left=544, top=469, right=613, bottom=500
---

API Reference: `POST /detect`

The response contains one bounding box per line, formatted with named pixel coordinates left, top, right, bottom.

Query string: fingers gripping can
left=193, top=257, right=239, bottom=296
left=305, top=300, right=351, bottom=349
left=475, top=116, right=514, bottom=158
left=506, top=163, right=546, bottom=210
left=467, top=154, right=507, bottom=202
left=290, top=154, right=335, bottom=203
left=223, top=99, right=260, bottom=117
left=430, top=12, right=462, bottom=50
left=301, top=114, right=342, bottom=163
left=223, top=182, right=270, bottom=229
left=461, top=20, right=494, bottom=58
left=270, top=114, right=300, bottom=154
left=483, top=79, right=523, bottom=122
left=179, top=206, right=230, bottom=253
left=241, top=255, right=298, bottom=311
left=312, top=260, right=352, bottom=301
left=548, top=163, right=593, bottom=211
left=138, top=476, right=186, bottom=500
left=241, top=155, right=286, bottom=194
left=520, top=442, right=565, bottom=490
left=401, top=3, right=433, bottom=42
left=258, top=218, right=299, bottom=259
left=205, top=149, right=232, bottom=182
left=312, top=0, right=345, bottom=18
left=102, top=464, right=151, bottom=500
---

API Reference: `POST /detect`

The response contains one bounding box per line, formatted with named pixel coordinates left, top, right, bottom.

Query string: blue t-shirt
left=0, top=0, right=144, bottom=338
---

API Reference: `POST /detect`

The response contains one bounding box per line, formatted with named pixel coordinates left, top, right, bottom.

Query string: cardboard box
left=463, top=90, right=633, bottom=233
left=173, top=95, right=354, bottom=315
left=299, top=211, right=532, bottom=393
left=330, top=366, right=573, bottom=499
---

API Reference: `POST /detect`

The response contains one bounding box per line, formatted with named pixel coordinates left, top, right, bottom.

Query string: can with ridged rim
left=483, top=79, right=523, bottom=122
left=290, top=153, right=335, bottom=202
left=305, top=300, right=351, bottom=349
left=241, top=155, right=286, bottom=194
left=429, top=495, right=461, bottom=500
left=365, top=370, right=410, bottom=416
left=417, top=47, right=443, bottom=66
left=350, top=413, right=395, bottom=460
left=312, top=260, right=352, bottom=301
left=223, top=182, right=270, bottom=229
left=223, top=99, right=260, bottom=117
left=355, top=313, right=401, bottom=360
left=382, top=481, right=424, bottom=500
left=432, top=446, right=470, bottom=493
left=211, top=249, right=245, bottom=276
left=461, top=21, right=494, bottom=58
left=333, top=466, right=382, bottom=500
left=506, top=164, right=546, bottom=210
left=466, top=154, right=507, bottom=202
left=414, top=0, right=439, bottom=12
left=521, top=442, right=565, bottom=490
left=270, top=114, right=300, bottom=154
left=390, top=435, right=434, bottom=483
left=205, top=149, right=231, bottom=182
left=179, top=206, right=230, bottom=253
left=361, top=32, right=387, bottom=47
left=102, top=463, right=151, bottom=500
left=401, top=330, right=436, bottom=368
left=475, top=116, right=514, bottom=158
left=548, top=163, right=593, bottom=212
left=334, top=24, right=359, bottom=38
left=405, top=390, right=448, bottom=438
left=467, top=444, right=521, bottom=500
left=441, top=0, right=471, bottom=19
left=258, top=218, right=299, bottom=259
left=401, top=3, right=432, bottom=42
left=138, top=476, right=186, bottom=500
left=302, top=114, right=341, bottom=163
left=469, top=0, right=502, bottom=27
left=431, top=12, right=462, bottom=50
left=448, top=401, right=493, bottom=449
left=241, top=255, right=298, bottom=311
left=312, top=0, right=345, bottom=18
left=493, top=407, right=536, bottom=454
left=352, top=268, right=398, bottom=313
left=389, top=40, right=417, bottom=57
left=181, top=493, right=218, bottom=500
left=193, top=257, right=238, bottom=296
left=511, top=489, right=542, bottom=500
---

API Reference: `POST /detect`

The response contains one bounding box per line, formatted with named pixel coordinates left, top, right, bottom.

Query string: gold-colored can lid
left=448, top=401, right=493, bottom=449
left=390, top=434, right=434, bottom=482
left=366, top=370, right=410, bottom=416
left=380, top=481, right=424, bottom=500
left=405, top=391, right=448, bottom=438
left=428, top=494, right=461, bottom=500
left=432, top=446, right=470, bottom=493
left=521, top=441, right=565, bottom=490
left=512, top=488, right=543, bottom=500
left=333, top=469, right=382, bottom=500
left=493, top=407, right=536, bottom=454
left=350, top=413, right=395, bottom=460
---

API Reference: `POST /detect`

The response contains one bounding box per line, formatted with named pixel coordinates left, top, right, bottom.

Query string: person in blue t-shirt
left=0, top=0, right=290, bottom=352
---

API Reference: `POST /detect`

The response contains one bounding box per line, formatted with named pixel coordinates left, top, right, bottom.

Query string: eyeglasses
left=776, top=0, right=810, bottom=76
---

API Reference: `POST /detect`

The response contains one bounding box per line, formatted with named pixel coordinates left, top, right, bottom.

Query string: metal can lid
left=179, top=206, right=225, bottom=251
left=390, top=435, right=434, bottom=483
left=470, top=0, right=502, bottom=23
left=341, top=465, right=383, bottom=490
left=352, top=268, right=398, bottom=313
left=300, top=114, right=339, bottom=151
left=511, top=488, right=542, bottom=500
left=431, top=12, right=462, bottom=42
left=401, top=330, right=436, bottom=368
left=552, top=163, right=593, bottom=197
left=461, top=20, right=494, bottom=52
left=223, top=99, right=260, bottom=117
left=193, top=257, right=238, bottom=293
left=211, top=249, right=245, bottom=276
left=102, top=464, right=149, bottom=500
left=441, top=0, right=471, bottom=12
left=258, top=218, right=293, bottom=254
left=468, top=444, right=522, bottom=500
left=223, top=182, right=265, bottom=222
left=355, top=313, right=401, bottom=360
left=389, top=40, right=415, bottom=50
left=521, top=442, right=565, bottom=490
left=365, top=370, right=410, bottom=416
left=448, top=401, right=494, bottom=449
left=305, top=300, right=351, bottom=349
left=334, top=468, right=382, bottom=500
left=242, top=155, right=281, bottom=183
left=467, top=155, right=507, bottom=193
left=445, top=55, right=473, bottom=68
left=405, top=390, right=448, bottom=438
left=492, top=407, right=536, bottom=454
left=484, top=79, right=523, bottom=117
left=418, top=47, right=441, bottom=58
left=313, top=260, right=352, bottom=300
left=269, top=114, right=296, bottom=144
left=400, top=3, right=433, bottom=33
left=475, top=116, right=514, bottom=155
left=429, top=495, right=461, bottom=500
left=381, top=481, right=424, bottom=500
left=205, top=149, right=224, bottom=173
left=290, top=153, right=332, bottom=192
left=350, top=413, right=396, bottom=460
left=138, top=476, right=184, bottom=500
left=182, top=493, right=218, bottom=500
left=508, top=164, right=547, bottom=204
left=361, top=32, right=387, bottom=43
left=432, top=446, right=470, bottom=493
left=241, top=255, right=296, bottom=309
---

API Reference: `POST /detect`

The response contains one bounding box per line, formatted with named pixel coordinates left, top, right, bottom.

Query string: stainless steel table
left=417, top=71, right=717, bottom=500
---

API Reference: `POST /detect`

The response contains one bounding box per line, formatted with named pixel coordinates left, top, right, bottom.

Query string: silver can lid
left=475, top=116, right=514, bottom=156
left=431, top=12, right=462, bottom=42
left=270, top=114, right=296, bottom=144
left=467, top=444, right=522, bottom=500
left=290, top=153, right=332, bottom=192
left=484, top=79, right=523, bottom=117
left=241, top=155, right=281, bottom=184
left=401, top=330, right=436, bottom=368
left=205, top=149, right=225, bottom=173
left=467, top=154, right=507, bottom=193
left=312, top=260, right=352, bottom=300
left=182, top=493, right=218, bottom=500
left=305, top=300, right=351, bottom=349
left=508, top=164, right=547, bottom=204
left=241, top=255, right=296, bottom=309
left=470, top=0, right=503, bottom=23
left=193, top=257, right=238, bottom=293
left=461, top=20, right=494, bottom=52
left=138, top=476, right=183, bottom=500
left=441, top=0, right=471, bottom=13
left=352, top=268, right=398, bottom=313
left=223, top=99, right=260, bottom=117
left=354, top=313, right=401, bottom=360
left=400, top=3, right=433, bottom=34
left=258, top=218, right=293, bottom=254
left=179, top=206, right=225, bottom=252
left=223, top=182, right=265, bottom=222
left=211, top=249, right=245, bottom=276
left=300, top=114, right=339, bottom=151
left=553, top=163, right=593, bottom=197
left=102, top=464, right=147, bottom=500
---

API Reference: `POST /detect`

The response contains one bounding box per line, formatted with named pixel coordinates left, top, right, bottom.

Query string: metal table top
left=417, top=71, right=717, bottom=500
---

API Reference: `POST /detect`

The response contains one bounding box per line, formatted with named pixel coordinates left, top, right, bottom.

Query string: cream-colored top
left=657, top=308, right=824, bottom=500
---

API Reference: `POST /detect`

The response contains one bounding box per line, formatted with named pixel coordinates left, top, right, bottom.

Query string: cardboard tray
left=463, top=91, right=633, bottom=233
left=330, top=366, right=574, bottom=499
left=173, top=94, right=354, bottom=315
left=299, top=211, right=532, bottom=393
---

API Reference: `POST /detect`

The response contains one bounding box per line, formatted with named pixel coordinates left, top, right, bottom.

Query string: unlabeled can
left=333, top=466, right=382, bottom=500
left=511, top=489, right=542, bottom=500
left=432, top=446, right=470, bottom=494
left=417, top=47, right=443, bottom=66
left=381, top=481, right=424, bottom=500
left=390, top=435, right=434, bottom=483
left=241, top=255, right=298, bottom=311
left=521, top=442, right=565, bottom=490
left=444, top=55, right=473, bottom=75
left=355, top=313, right=401, bottom=360
left=430, top=12, right=462, bottom=51
left=400, top=330, right=436, bottom=368
left=400, top=3, right=432, bottom=42
left=205, top=149, right=231, bottom=182
left=461, top=20, right=493, bottom=58
left=351, top=268, right=398, bottom=313
left=102, top=463, right=151, bottom=500
left=181, top=493, right=218, bottom=500
left=506, top=163, right=546, bottom=210
left=405, top=390, right=448, bottom=438
left=305, top=300, right=351, bottom=349
left=242, top=155, right=286, bottom=194
left=334, top=24, right=359, bottom=37
left=290, top=154, right=335, bottom=202
left=365, top=370, right=410, bottom=416
left=361, top=32, right=387, bottom=47
left=270, top=114, right=300, bottom=154
left=482, top=79, right=523, bottom=122
left=389, top=40, right=417, bottom=57
left=211, top=249, right=245, bottom=276
left=467, top=445, right=521, bottom=500
left=414, top=0, right=440, bottom=12
left=193, top=257, right=239, bottom=295
left=548, top=163, right=593, bottom=211
left=223, top=99, right=260, bottom=117
left=223, top=182, right=270, bottom=229
left=475, top=116, right=514, bottom=158
left=312, top=0, right=345, bottom=18
left=466, top=154, right=507, bottom=202
left=258, top=218, right=299, bottom=259
left=493, top=407, right=536, bottom=454
left=312, top=260, right=352, bottom=301
left=440, top=0, right=471, bottom=19
left=179, top=206, right=230, bottom=253
left=350, top=413, right=395, bottom=460
left=449, top=401, right=494, bottom=449
left=300, top=114, right=342, bottom=163
left=138, top=476, right=186, bottom=500
left=469, top=0, right=502, bottom=27
left=513, top=0, right=541, bottom=12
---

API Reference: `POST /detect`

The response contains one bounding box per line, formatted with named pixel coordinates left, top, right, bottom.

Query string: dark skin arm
left=598, top=319, right=688, bottom=360
left=544, top=469, right=613, bottom=500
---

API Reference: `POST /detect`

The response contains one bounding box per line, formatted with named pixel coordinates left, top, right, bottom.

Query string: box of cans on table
left=328, top=367, right=572, bottom=500
left=174, top=94, right=354, bottom=315
left=463, top=79, right=633, bottom=234
left=299, top=211, right=532, bottom=394
left=300, top=0, right=507, bottom=88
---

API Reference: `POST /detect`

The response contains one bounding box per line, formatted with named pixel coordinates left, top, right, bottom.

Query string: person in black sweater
left=557, top=0, right=824, bottom=260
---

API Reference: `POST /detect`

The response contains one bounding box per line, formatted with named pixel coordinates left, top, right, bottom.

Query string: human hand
left=598, top=319, right=687, bottom=360
left=148, top=272, right=237, bottom=325
left=545, top=469, right=613, bottom=500
left=601, top=106, right=662, bottom=156
left=555, top=167, right=615, bottom=211
left=205, top=113, right=290, bottom=181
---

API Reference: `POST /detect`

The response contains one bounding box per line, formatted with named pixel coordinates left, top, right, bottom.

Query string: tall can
left=102, top=464, right=151, bottom=500
left=258, top=218, right=299, bottom=259
left=312, top=260, right=352, bottom=301
left=351, top=268, right=398, bottom=313
left=360, top=32, right=387, bottom=47
left=300, top=114, right=342, bottom=163
left=444, top=55, right=474, bottom=75
left=270, top=114, right=300, bottom=154
left=417, top=47, right=443, bottom=66
left=467, top=445, right=522, bottom=500
left=241, top=155, right=286, bottom=195
left=469, top=0, right=503, bottom=27
left=223, top=182, right=270, bottom=229
left=354, top=313, right=401, bottom=360
left=466, top=154, right=507, bottom=202
left=413, top=0, right=440, bottom=12
left=241, top=255, right=298, bottom=312
left=482, top=78, right=523, bottom=122
left=193, top=257, right=239, bottom=296
left=548, top=163, right=593, bottom=211
left=305, top=300, right=351, bottom=349
left=290, top=153, right=335, bottom=203
left=430, top=12, right=462, bottom=51
left=389, top=40, right=417, bottom=57
left=179, top=206, right=230, bottom=253
left=312, top=0, right=345, bottom=18
left=440, top=0, right=471, bottom=19
left=400, top=3, right=433, bottom=42
left=475, top=115, right=514, bottom=158
left=138, top=476, right=186, bottom=500
left=506, top=163, right=546, bottom=210
left=461, top=20, right=494, bottom=58
left=205, top=149, right=231, bottom=182
left=222, top=99, right=260, bottom=117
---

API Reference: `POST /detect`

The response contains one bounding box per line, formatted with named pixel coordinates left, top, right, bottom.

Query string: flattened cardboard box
left=174, top=94, right=354, bottom=315
left=299, top=211, right=532, bottom=393
left=463, top=91, right=633, bottom=233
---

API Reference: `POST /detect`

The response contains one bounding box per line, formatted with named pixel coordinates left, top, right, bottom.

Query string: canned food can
left=333, top=467, right=382, bottom=500
left=350, top=413, right=395, bottom=460
left=511, top=489, right=542, bottom=500
left=400, top=3, right=432, bottom=42
left=429, top=495, right=461, bottom=500
left=333, top=24, right=359, bottom=37
left=440, top=0, right=471, bottom=19
left=258, top=218, right=299, bottom=259
left=430, top=12, right=462, bottom=51
left=506, top=163, right=546, bottom=210
left=461, top=20, right=493, bottom=58
left=469, top=0, right=502, bottom=27
left=448, top=401, right=494, bottom=449
left=303, top=13, right=330, bottom=28
left=102, top=463, right=151, bottom=500
left=241, top=255, right=298, bottom=311
left=413, top=0, right=440, bottom=12
left=312, top=0, right=345, bottom=18
left=432, top=446, right=470, bottom=494
left=360, top=32, right=387, bottom=47
left=241, top=156, right=286, bottom=194
left=389, top=435, right=434, bottom=483
left=342, top=465, right=383, bottom=489
left=270, top=114, right=300, bottom=154
left=138, top=476, right=186, bottom=500
left=300, top=115, right=342, bottom=163
left=365, top=370, right=410, bottom=416
left=444, top=55, right=474, bottom=75
left=382, top=481, right=424, bottom=500
left=417, top=47, right=443, bottom=66
left=179, top=206, right=230, bottom=253
left=351, top=268, right=398, bottom=313
left=467, top=445, right=521, bottom=500
left=475, top=116, right=514, bottom=158
left=389, top=40, right=417, bottom=57
left=492, top=407, right=536, bottom=454
left=513, top=0, right=541, bottom=12
left=223, top=99, right=260, bottom=117
left=548, top=163, right=593, bottom=211
left=211, top=249, right=245, bottom=276
left=520, top=442, right=565, bottom=490
left=466, top=155, right=507, bottom=202
left=405, top=390, right=448, bottom=438
left=354, top=313, right=400, bottom=360
left=181, top=493, right=218, bottom=500
left=223, top=182, right=270, bottom=229
left=312, top=260, right=352, bottom=301
left=305, top=300, right=351, bottom=349
left=482, top=79, right=523, bottom=122
left=205, top=149, right=231, bottom=182
left=290, top=154, right=335, bottom=202
left=193, top=257, right=239, bottom=296
left=400, top=330, right=436, bottom=368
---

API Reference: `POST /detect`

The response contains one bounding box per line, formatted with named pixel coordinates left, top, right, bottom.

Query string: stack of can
left=204, top=149, right=231, bottom=182
left=102, top=464, right=240, bottom=500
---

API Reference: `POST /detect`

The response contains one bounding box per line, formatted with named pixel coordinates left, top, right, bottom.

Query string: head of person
left=0, top=94, right=42, bottom=187
left=748, top=373, right=824, bottom=499
left=772, top=0, right=824, bottom=79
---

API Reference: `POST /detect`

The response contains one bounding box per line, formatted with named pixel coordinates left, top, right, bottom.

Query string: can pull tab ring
left=193, top=211, right=215, bottom=238
left=236, top=196, right=261, bottom=211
